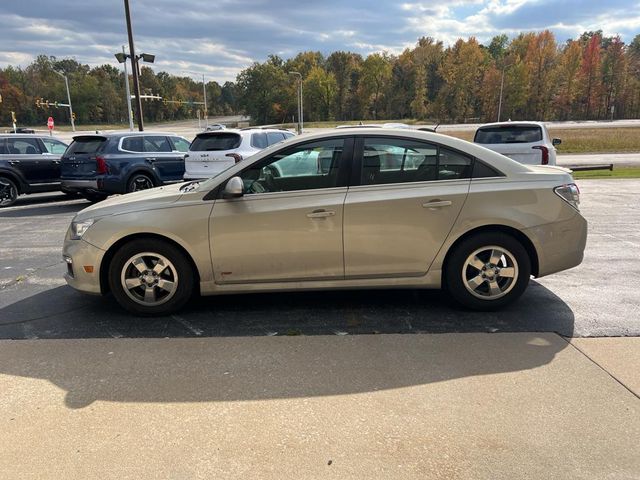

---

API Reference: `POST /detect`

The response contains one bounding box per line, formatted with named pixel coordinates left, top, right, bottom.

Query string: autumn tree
left=359, top=53, right=392, bottom=119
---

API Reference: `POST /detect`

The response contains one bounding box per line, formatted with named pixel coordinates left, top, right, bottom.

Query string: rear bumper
left=61, top=179, right=98, bottom=193
left=97, top=175, right=126, bottom=194
left=524, top=212, right=587, bottom=277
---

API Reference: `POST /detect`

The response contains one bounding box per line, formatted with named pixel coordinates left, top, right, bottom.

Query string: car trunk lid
left=61, top=136, right=108, bottom=179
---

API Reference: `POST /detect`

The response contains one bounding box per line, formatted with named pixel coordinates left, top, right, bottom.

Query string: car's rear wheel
left=108, top=238, right=195, bottom=316
left=127, top=173, right=154, bottom=193
left=444, top=232, right=531, bottom=310
left=0, top=177, right=19, bottom=207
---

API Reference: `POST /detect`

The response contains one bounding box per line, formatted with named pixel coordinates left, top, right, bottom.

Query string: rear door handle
left=306, top=209, right=336, bottom=218
left=423, top=200, right=452, bottom=209
left=9, top=160, right=20, bottom=165
left=145, top=157, right=156, bottom=163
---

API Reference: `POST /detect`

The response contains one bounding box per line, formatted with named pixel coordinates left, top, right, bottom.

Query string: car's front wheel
left=108, top=239, right=195, bottom=316
left=0, top=177, right=19, bottom=207
left=444, top=232, right=531, bottom=310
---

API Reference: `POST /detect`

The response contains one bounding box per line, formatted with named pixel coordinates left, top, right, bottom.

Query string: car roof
left=477, top=121, right=545, bottom=129
left=72, top=131, right=178, bottom=141
left=0, top=133, right=67, bottom=141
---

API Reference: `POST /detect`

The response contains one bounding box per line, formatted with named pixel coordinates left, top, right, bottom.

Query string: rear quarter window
left=474, top=126, right=542, bottom=144
left=191, top=133, right=241, bottom=151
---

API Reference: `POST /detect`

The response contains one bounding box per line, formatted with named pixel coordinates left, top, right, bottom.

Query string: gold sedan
left=63, top=129, right=586, bottom=315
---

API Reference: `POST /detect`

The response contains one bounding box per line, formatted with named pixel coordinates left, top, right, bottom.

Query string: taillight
left=96, top=156, right=108, bottom=174
left=532, top=145, right=549, bottom=165
left=226, top=153, right=243, bottom=163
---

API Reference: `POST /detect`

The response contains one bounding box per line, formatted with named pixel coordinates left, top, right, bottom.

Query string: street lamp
left=288, top=71, right=303, bottom=134
left=497, top=61, right=514, bottom=122
left=115, top=46, right=134, bottom=131
left=114, top=48, right=155, bottom=131
left=53, top=70, right=75, bottom=132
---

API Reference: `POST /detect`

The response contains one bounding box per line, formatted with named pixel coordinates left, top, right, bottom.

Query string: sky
left=1, top=0, right=638, bottom=83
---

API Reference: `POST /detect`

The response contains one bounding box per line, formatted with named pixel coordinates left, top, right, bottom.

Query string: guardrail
left=568, top=164, right=614, bottom=172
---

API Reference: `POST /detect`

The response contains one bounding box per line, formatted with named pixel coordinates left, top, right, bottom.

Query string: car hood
left=74, top=183, right=187, bottom=221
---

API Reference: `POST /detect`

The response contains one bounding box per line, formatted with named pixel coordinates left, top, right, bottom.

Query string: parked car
left=0, top=134, right=68, bottom=207
left=184, top=128, right=295, bottom=180
left=204, top=123, right=226, bottom=131
left=60, top=132, right=191, bottom=202
left=473, top=121, right=560, bottom=165
left=63, top=128, right=586, bottom=316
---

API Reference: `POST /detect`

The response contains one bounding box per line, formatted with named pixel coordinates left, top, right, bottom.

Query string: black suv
left=60, top=132, right=190, bottom=202
left=0, top=134, right=68, bottom=207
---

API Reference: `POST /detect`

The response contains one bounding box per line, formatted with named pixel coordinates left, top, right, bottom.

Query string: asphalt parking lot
left=0, top=179, right=638, bottom=339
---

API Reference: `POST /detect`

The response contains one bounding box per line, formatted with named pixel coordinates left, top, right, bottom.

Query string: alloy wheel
left=120, top=252, right=179, bottom=306
left=462, top=245, right=519, bottom=300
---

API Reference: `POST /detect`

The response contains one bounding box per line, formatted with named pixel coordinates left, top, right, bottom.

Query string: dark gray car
left=0, top=134, right=68, bottom=207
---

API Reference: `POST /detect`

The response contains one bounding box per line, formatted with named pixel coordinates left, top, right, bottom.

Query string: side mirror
left=552, top=138, right=562, bottom=146
left=223, top=176, right=244, bottom=198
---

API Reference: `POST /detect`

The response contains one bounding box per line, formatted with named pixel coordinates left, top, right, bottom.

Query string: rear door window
left=191, top=133, right=242, bottom=151
left=474, top=125, right=543, bottom=144
left=267, top=132, right=285, bottom=146
left=143, top=136, right=172, bottom=153
left=251, top=132, right=268, bottom=149
left=6, top=138, right=42, bottom=154
left=67, top=137, right=107, bottom=155
left=41, top=138, right=68, bottom=154
left=360, top=138, right=472, bottom=185
left=170, top=136, right=191, bottom=152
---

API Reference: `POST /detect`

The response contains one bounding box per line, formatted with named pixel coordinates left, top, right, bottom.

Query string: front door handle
left=306, top=209, right=336, bottom=219
left=145, top=157, right=156, bottom=163
left=423, top=200, right=452, bottom=209
left=9, top=160, right=20, bottom=165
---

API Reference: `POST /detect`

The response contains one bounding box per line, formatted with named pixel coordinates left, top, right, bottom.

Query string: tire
left=127, top=173, right=154, bottom=193
left=108, top=238, right=195, bottom=316
left=82, top=192, right=109, bottom=203
left=444, top=232, right=531, bottom=310
left=0, top=177, right=19, bottom=208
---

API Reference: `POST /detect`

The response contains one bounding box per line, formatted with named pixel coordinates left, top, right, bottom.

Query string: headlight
left=70, top=219, right=95, bottom=240
left=554, top=183, right=580, bottom=211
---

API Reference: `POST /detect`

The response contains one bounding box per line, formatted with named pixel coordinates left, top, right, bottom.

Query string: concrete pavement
left=0, top=333, right=638, bottom=479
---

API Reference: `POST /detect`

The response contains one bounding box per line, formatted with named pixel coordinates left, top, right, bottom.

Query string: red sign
left=47, top=117, right=54, bottom=130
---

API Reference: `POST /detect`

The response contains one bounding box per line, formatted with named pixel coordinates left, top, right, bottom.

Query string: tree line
left=1, top=30, right=639, bottom=128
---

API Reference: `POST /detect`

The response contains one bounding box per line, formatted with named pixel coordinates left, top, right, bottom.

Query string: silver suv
left=184, top=127, right=294, bottom=180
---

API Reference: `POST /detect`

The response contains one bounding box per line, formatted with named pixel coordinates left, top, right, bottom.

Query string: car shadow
left=0, top=201, right=88, bottom=218
left=0, top=282, right=574, bottom=408
left=0, top=280, right=574, bottom=338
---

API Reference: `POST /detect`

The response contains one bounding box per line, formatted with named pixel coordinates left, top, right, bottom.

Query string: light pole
left=123, top=0, right=144, bottom=131
left=53, top=70, right=75, bottom=132
left=202, top=74, right=208, bottom=126
left=497, top=61, right=513, bottom=122
left=115, top=46, right=134, bottom=131
left=115, top=50, right=155, bottom=131
left=288, top=71, right=303, bottom=134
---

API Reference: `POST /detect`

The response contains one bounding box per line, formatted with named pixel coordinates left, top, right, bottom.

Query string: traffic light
left=72, top=112, right=76, bottom=120
left=11, top=111, right=16, bottom=123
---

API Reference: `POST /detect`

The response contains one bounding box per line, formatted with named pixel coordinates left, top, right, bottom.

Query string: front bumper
left=525, top=212, right=588, bottom=277
left=62, top=237, right=106, bottom=295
